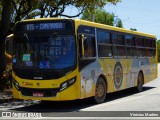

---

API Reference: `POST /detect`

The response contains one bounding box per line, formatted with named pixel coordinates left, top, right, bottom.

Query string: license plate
left=33, top=92, right=43, bottom=97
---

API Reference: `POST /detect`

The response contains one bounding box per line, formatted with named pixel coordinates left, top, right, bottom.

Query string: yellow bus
left=10, top=18, right=157, bottom=103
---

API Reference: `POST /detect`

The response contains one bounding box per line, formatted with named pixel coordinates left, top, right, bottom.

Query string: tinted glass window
left=97, top=29, right=111, bottom=44
left=136, top=37, right=144, bottom=46
left=126, top=47, right=137, bottom=57
left=152, top=39, right=156, bottom=48
left=125, top=35, right=135, bottom=46
left=98, top=45, right=112, bottom=57
left=113, top=46, right=125, bottom=56
left=84, top=35, right=96, bottom=57
left=137, top=48, right=145, bottom=57
left=144, top=39, right=149, bottom=47
left=97, top=29, right=112, bottom=57
left=146, top=48, right=153, bottom=57
left=112, top=33, right=124, bottom=45
left=14, top=35, right=76, bottom=69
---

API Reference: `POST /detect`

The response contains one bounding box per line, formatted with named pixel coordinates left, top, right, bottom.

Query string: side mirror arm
left=81, top=34, right=84, bottom=58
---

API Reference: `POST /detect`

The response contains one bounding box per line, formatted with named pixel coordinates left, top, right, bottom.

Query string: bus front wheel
left=94, top=77, right=107, bottom=104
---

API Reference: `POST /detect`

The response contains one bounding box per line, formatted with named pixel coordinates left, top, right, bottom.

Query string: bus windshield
left=14, top=35, right=76, bottom=69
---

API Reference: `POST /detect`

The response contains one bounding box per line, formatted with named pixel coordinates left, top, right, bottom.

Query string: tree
left=4, top=0, right=120, bottom=32
left=115, top=18, right=123, bottom=28
left=0, top=0, right=121, bottom=80
left=81, top=8, right=114, bottom=25
left=10, top=0, right=120, bottom=20
left=130, top=28, right=137, bottom=31
left=157, top=40, right=160, bottom=62
left=0, top=0, right=12, bottom=83
left=81, top=8, right=123, bottom=27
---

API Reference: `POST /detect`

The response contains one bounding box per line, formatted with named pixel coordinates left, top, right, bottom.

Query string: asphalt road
left=1, top=64, right=160, bottom=119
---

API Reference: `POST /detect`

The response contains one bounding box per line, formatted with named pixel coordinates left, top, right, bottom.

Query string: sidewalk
left=0, top=90, right=40, bottom=108
left=0, top=89, right=13, bottom=104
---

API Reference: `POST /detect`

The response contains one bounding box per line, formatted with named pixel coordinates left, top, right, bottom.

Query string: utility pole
left=91, top=14, right=95, bottom=22
left=91, top=0, right=96, bottom=22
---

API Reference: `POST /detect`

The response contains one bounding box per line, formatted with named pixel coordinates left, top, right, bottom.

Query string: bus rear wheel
left=94, top=77, right=106, bottom=104
left=136, top=72, right=144, bottom=92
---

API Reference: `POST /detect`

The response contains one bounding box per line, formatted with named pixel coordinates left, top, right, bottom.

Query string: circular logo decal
left=114, top=62, right=123, bottom=89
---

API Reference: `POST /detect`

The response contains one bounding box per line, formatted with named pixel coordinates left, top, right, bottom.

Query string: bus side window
left=83, top=35, right=96, bottom=58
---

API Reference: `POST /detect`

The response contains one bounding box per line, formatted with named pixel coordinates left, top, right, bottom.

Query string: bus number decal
left=114, top=62, right=123, bottom=90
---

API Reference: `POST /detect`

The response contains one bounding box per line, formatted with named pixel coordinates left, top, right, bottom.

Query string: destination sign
left=25, top=23, right=65, bottom=31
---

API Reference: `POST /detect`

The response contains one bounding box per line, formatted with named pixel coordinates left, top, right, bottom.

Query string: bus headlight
left=60, top=77, right=76, bottom=91
left=13, top=79, right=20, bottom=90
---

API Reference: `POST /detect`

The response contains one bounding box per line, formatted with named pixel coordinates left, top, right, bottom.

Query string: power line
left=117, top=5, right=160, bottom=15
left=121, top=19, right=160, bottom=25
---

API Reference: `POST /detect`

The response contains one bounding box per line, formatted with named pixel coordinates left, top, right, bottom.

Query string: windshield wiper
left=24, top=33, right=29, bottom=41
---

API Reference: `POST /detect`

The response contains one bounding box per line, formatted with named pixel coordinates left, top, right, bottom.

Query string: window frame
left=97, top=28, right=113, bottom=58
left=112, top=32, right=126, bottom=58
left=125, top=34, right=137, bottom=58
left=83, top=34, right=96, bottom=59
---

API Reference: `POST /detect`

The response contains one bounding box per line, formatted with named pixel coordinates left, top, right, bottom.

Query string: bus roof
left=21, top=18, right=156, bottom=39
left=75, top=19, right=156, bottom=39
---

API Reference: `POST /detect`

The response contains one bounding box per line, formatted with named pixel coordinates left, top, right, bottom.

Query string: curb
left=0, top=97, right=14, bottom=104
left=0, top=90, right=14, bottom=104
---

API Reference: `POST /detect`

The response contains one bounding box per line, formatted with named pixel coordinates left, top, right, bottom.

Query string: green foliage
left=83, top=0, right=120, bottom=14
left=115, top=18, right=123, bottom=28
left=81, top=8, right=123, bottom=27
left=0, top=0, right=121, bottom=79
left=157, top=40, right=160, bottom=62
left=0, top=0, right=122, bottom=35
left=7, top=0, right=121, bottom=22
left=130, top=28, right=137, bottom=31
left=81, top=9, right=114, bottom=25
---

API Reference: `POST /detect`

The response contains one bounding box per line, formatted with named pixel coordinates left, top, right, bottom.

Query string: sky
left=105, top=0, right=160, bottom=40
left=64, top=0, right=160, bottom=40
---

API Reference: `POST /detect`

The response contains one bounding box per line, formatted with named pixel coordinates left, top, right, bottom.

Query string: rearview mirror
left=5, top=34, right=14, bottom=58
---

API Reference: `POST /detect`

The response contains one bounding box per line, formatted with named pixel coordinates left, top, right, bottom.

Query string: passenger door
left=79, top=34, right=97, bottom=98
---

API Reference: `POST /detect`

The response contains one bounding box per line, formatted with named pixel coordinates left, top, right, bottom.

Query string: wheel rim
left=96, top=83, right=104, bottom=97
left=94, top=78, right=106, bottom=103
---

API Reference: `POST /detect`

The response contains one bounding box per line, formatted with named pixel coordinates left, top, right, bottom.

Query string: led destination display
left=26, top=23, right=65, bottom=31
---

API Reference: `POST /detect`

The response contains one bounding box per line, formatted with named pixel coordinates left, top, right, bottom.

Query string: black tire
left=93, top=77, right=107, bottom=104
left=136, top=72, right=144, bottom=92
